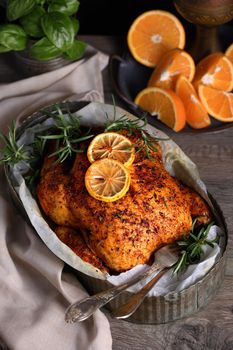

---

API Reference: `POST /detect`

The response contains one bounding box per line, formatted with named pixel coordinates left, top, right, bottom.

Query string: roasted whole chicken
left=37, top=131, right=212, bottom=273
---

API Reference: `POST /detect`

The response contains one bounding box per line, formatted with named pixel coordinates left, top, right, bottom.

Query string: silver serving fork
left=65, top=244, right=180, bottom=323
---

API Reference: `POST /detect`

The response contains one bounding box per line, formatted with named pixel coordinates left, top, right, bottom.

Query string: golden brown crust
left=37, top=131, right=212, bottom=273
left=54, top=226, right=108, bottom=273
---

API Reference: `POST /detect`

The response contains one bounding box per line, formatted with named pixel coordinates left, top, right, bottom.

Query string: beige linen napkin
left=0, top=48, right=112, bottom=350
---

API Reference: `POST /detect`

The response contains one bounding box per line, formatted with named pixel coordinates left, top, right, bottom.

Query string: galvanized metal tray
left=4, top=100, right=228, bottom=324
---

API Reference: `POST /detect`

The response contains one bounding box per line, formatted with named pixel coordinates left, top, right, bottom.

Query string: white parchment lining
left=10, top=102, right=226, bottom=295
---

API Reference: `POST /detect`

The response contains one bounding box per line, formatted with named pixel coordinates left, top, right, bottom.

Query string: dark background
left=0, top=0, right=232, bottom=36
left=0, top=1, right=194, bottom=35
left=77, top=0, right=182, bottom=35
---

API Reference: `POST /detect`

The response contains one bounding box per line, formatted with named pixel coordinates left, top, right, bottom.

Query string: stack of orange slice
left=85, top=132, right=135, bottom=202
left=194, top=52, right=233, bottom=122
left=127, top=10, right=233, bottom=131
left=148, top=48, right=195, bottom=90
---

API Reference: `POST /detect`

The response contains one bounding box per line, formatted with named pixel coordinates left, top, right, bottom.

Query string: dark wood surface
left=1, top=36, right=233, bottom=350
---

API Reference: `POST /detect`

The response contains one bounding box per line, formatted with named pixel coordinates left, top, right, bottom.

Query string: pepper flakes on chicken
left=37, top=131, right=212, bottom=273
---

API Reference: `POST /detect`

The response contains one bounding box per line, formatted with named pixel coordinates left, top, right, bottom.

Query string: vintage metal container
left=4, top=101, right=228, bottom=324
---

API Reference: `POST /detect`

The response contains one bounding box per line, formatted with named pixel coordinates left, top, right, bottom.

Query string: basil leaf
left=20, top=6, right=45, bottom=38
left=30, top=37, right=62, bottom=60
left=71, top=18, right=79, bottom=36
left=0, top=24, right=27, bottom=51
left=48, top=0, right=80, bottom=16
left=36, top=0, right=46, bottom=5
left=7, top=0, right=36, bottom=21
left=64, top=40, right=86, bottom=60
left=41, top=12, right=75, bottom=50
left=0, top=44, right=11, bottom=53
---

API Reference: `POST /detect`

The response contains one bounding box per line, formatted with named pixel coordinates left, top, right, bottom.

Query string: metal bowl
left=4, top=101, right=228, bottom=324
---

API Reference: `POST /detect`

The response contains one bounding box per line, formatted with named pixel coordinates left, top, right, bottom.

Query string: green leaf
left=64, top=39, right=86, bottom=60
left=41, top=12, right=75, bottom=50
left=36, top=0, right=46, bottom=5
left=0, top=44, right=11, bottom=53
left=71, top=17, right=80, bottom=36
left=7, top=0, right=36, bottom=21
left=30, top=37, right=62, bottom=60
left=48, top=0, right=80, bottom=16
left=0, top=24, right=27, bottom=51
left=20, top=5, right=45, bottom=38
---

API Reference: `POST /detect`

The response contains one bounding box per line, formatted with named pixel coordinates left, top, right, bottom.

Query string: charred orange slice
left=85, top=159, right=131, bottom=202
left=87, top=132, right=135, bottom=167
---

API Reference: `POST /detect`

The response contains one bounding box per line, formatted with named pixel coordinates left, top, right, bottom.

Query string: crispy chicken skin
left=55, top=226, right=108, bottom=273
left=37, top=132, right=212, bottom=273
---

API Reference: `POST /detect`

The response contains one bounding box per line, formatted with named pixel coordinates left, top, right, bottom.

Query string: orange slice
left=127, top=10, right=185, bottom=67
left=175, top=75, right=211, bottom=129
left=85, top=159, right=131, bottom=202
left=225, top=43, right=233, bottom=65
left=87, top=132, right=135, bottom=167
left=135, top=87, right=186, bottom=132
left=198, top=85, right=233, bottom=122
left=148, top=48, right=195, bottom=90
left=193, top=53, right=233, bottom=92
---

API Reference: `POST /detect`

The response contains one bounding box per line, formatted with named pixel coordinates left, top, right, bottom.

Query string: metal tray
left=4, top=101, right=228, bottom=324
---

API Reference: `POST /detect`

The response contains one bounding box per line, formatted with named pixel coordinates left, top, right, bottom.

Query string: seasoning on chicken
left=37, top=132, right=212, bottom=273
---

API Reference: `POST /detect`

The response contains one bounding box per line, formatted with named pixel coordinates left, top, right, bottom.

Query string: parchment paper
left=10, top=101, right=225, bottom=294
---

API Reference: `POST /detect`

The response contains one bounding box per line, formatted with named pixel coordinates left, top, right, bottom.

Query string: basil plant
left=0, top=0, right=86, bottom=61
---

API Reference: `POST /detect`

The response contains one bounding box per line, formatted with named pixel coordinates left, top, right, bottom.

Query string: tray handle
left=109, top=54, right=138, bottom=110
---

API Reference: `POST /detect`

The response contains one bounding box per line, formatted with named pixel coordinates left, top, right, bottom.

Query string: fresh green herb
left=0, top=121, right=30, bottom=165
left=0, top=0, right=86, bottom=61
left=0, top=121, right=48, bottom=190
left=39, top=104, right=93, bottom=163
left=0, top=104, right=93, bottom=189
left=0, top=102, right=167, bottom=189
left=173, top=220, right=218, bottom=274
left=105, top=112, right=147, bottom=134
left=104, top=108, right=168, bottom=158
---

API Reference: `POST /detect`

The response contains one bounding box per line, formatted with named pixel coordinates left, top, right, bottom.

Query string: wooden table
left=1, top=36, right=233, bottom=350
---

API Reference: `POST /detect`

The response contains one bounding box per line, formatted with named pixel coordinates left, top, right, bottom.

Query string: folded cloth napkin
left=0, top=48, right=112, bottom=350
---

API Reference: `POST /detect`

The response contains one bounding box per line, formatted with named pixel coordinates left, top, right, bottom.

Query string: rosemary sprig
left=173, top=220, right=218, bottom=274
left=105, top=112, right=147, bottom=134
left=104, top=111, right=168, bottom=158
left=39, top=105, right=93, bottom=163
left=0, top=121, right=30, bottom=165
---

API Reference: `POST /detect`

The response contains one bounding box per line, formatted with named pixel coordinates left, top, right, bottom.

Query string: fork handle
left=65, top=263, right=161, bottom=323
left=112, top=267, right=169, bottom=319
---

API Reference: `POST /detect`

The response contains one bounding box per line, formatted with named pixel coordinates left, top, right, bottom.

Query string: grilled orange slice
left=87, top=132, right=135, bottom=167
left=85, top=159, right=131, bottom=202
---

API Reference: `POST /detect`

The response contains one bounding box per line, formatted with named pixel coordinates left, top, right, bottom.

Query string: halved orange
left=85, top=158, right=131, bottom=202
left=87, top=132, right=135, bottom=167
left=225, top=43, right=233, bottom=65
left=193, top=53, right=233, bottom=92
left=127, top=10, right=185, bottom=67
left=175, top=75, right=211, bottom=129
left=134, top=86, right=186, bottom=132
left=198, top=85, right=233, bottom=122
left=148, top=48, right=195, bottom=90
